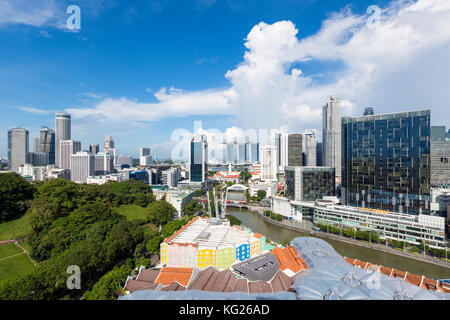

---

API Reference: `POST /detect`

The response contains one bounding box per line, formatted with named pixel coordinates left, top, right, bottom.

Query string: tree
left=0, top=172, right=35, bottom=221
left=184, top=200, right=203, bottom=217
left=26, top=199, right=59, bottom=233
left=146, top=200, right=176, bottom=226
left=147, top=236, right=163, bottom=255
left=226, top=215, right=241, bottom=226
left=256, top=190, right=267, bottom=201
left=35, top=178, right=79, bottom=211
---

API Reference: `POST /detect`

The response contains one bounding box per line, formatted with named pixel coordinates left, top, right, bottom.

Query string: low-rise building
left=154, top=190, right=194, bottom=218
left=160, top=217, right=267, bottom=270
left=86, top=173, right=129, bottom=185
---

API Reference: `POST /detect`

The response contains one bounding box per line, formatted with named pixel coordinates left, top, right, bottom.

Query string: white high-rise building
left=140, top=147, right=152, bottom=166
left=274, top=132, right=289, bottom=170
left=104, top=136, right=115, bottom=152
left=7, top=127, right=29, bottom=172
left=55, top=113, right=71, bottom=168
left=260, top=145, right=278, bottom=181
left=70, top=151, right=95, bottom=183
left=60, top=140, right=81, bottom=170
left=304, top=130, right=317, bottom=167
left=322, top=96, right=341, bottom=178
left=162, top=167, right=181, bottom=187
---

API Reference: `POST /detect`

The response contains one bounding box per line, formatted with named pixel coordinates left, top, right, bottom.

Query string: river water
left=228, top=208, right=450, bottom=280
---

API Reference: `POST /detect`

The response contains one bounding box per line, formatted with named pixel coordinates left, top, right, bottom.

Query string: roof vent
left=341, top=269, right=362, bottom=288
left=323, top=287, right=343, bottom=300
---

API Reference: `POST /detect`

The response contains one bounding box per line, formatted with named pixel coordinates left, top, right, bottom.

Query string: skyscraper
left=7, top=127, right=29, bottom=172
left=60, top=140, right=81, bottom=170
left=304, top=130, right=317, bottom=166
left=33, top=138, right=40, bottom=153
left=322, top=96, right=341, bottom=177
left=104, top=136, right=115, bottom=152
left=316, top=142, right=323, bottom=166
left=94, top=152, right=114, bottom=175
left=140, top=147, right=152, bottom=166
left=274, top=132, right=288, bottom=169
left=342, top=109, right=431, bottom=215
left=190, top=135, right=208, bottom=183
left=260, top=145, right=277, bottom=181
left=288, top=134, right=302, bottom=167
left=70, top=151, right=95, bottom=183
left=89, top=144, right=99, bottom=155
left=39, top=127, right=55, bottom=164
left=55, top=113, right=71, bottom=168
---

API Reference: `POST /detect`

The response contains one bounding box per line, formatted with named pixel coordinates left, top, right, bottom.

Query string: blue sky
left=1, top=0, right=449, bottom=158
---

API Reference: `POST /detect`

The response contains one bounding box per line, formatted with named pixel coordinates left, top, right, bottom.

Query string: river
left=228, top=208, right=450, bottom=280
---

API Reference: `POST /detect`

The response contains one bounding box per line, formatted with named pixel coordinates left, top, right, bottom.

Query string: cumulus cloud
left=67, top=0, right=450, bottom=136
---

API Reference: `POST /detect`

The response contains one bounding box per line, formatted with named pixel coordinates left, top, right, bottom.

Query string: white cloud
left=67, top=0, right=450, bottom=135
left=16, top=107, right=50, bottom=115
left=0, top=0, right=62, bottom=27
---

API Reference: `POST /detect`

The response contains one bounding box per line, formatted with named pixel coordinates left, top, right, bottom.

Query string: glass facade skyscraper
left=190, top=135, right=208, bottom=183
left=342, top=110, right=431, bottom=215
left=285, top=166, right=335, bottom=202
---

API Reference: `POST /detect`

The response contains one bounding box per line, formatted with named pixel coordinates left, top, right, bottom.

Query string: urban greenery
left=263, top=210, right=283, bottom=222
left=226, top=215, right=241, bottom=226
left=0, top=177, right=184, bottom=300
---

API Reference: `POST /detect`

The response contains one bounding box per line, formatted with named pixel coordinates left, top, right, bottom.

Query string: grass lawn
left=0, top=253, right=35, bottom=281
left=113, top=204, right=148, bottom=223
left=0, top=243, right=22, bottom=259
left=0, top=215, right=32, bottom=241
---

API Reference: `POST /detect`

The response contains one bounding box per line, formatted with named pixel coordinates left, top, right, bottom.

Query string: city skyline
left=1, top=0, right=450, bottom=156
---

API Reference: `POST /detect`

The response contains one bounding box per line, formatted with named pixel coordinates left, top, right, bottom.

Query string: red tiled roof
left=270, top=246, right=308, bottom=274
left=155, top=267, right=194, bottom=287
left=253, top=233, right=264, bottom=239
left=124, top=280, right=159, bottom=293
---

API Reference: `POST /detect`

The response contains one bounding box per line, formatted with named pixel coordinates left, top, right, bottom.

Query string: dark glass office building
left=342, top=110, right=431, bottom=215
left=288, top=134, right=302, bottom=166
left=39, top=127, right=55, bottom=164
left=190, top=135, right=208, bottom=183
left=285, top=166, right=335, bottom=202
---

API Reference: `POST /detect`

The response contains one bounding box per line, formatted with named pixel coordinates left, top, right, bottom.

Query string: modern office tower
left=304, top=130, right=317, bottom=166
left=60, top=140, right=81, bottom=170
left=28, top=152, right=49, bottom=166
left=162, top=167, right=181, bottom=187
left=140, top=147, right=150, bottom=157
left=55, top=113, right=71, bottom=168
left=33, top=138, right=40, bottom=153
left=117, top=155, right=132, bottom=168
left=39, top=127, right=55, bottom=164
left=104, top=136, right=115, bottom=152
left=94, top=152, right=114, bottom=175
left=106, top=148, right=117, bottom=165
left=148, top=168, right=162, bottom=185
left=238, top=143, right=246, bottom=163
left=260, top=145, right=277, bottom=181
left=139, top=147, right=152, bottom=166
left=342, top=110, right=431, bottom=215
left=287, top=134, right=302, bottom=167
left=89, top=144, right=99, bottom=155
left=189, top=134, right=208, bottom=183
left=140, top=155, right=152, bottom=166
left=430, top=140, right=450, bottom=187
left=322, top=96, right=341, bottom=178
left=7, top=127, right=29, bottom=172
left=274, top=132, right=289, bottom=169
left=447, top=129, right=450, bottom=139
left=363, top=107, right=374, bottom=116
left=431, top=126, right=446, bottom=141
left=226, top=141, right=238, bottom=164
left=285, top=166, right=335, bottom=202
left=247, top=142, right=260, bottom=163
left=70, top=151, right=95, bottom=183
left=316, top=142, right=323, bottom=166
